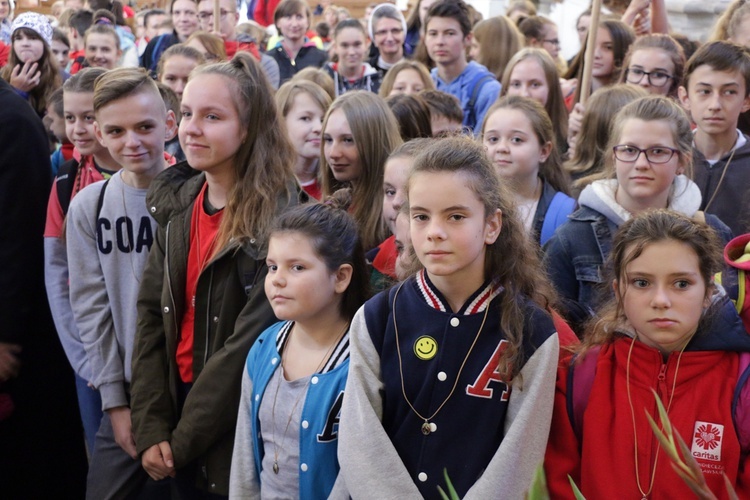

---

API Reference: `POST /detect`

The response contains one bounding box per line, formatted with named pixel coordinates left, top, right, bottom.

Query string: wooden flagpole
left=579, top=0, right=603, bottom=105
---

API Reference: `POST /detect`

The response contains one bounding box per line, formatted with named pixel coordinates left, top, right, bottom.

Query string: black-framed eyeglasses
left=613, top=145, right=679, bottom=164
left=542, top=38, right=560, bottom=46
left=625, top=68, right=674, bottom=87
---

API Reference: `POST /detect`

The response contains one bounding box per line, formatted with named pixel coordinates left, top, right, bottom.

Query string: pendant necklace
left=269, top=322, right=348, bottom=474
left=626, top=333, right=692, bottom=499
left=392, top=281, right=492, bottom=435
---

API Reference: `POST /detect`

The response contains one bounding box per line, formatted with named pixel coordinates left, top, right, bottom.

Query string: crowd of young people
left=4, top=0, right=750, bottom=498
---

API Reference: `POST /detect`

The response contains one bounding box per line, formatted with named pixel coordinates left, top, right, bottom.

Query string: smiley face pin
left=414, top=336, right=438, bottom=360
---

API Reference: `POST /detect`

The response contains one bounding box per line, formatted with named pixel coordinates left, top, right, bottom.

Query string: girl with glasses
left=620, top=33, right=685, bottom=98
left=543, top=96, right=733, bottom=331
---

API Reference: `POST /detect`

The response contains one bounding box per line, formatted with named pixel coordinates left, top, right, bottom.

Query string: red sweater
left=545, top=336, right=750, bottom=499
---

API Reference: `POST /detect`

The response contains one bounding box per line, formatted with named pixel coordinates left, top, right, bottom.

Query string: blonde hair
left=275, top=80, right=332, bottom=119
left=191, top=52, right=296, bottom=251
left=472, top=16, right=523, bottom=80
left=565, top=84, right=647, bottom=190
left=501, top=48, right=568, bottom=154
left=379, top=59, right=435, bottom=97
left=321, top=91, right=402, bottom=249
left=186, top=31, right=227, bottom=61
left=587, top=95, right=693, bottom=186
left=93, top=67, right=164, bottom=114
left=292, top=67, right=336, bottom=100
left=712, top=0, right=750, bottom=42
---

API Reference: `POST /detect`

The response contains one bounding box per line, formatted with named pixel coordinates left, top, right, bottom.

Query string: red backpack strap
left=733, top=352, right=750, bottom=455
left=566, top=346, right=601, bottom=444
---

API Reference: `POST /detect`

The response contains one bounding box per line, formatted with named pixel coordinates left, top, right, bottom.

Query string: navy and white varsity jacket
left=339, top=270, right=560, bottom=499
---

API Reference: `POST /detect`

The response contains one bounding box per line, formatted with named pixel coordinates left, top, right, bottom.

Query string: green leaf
left=651, top=389, right=676, bottom=449
left=567, top=475, right=586, bottom=500
left=525, top=464, right=549, bottom=500
left=443, top=469, right=459, bottom=500
left=437, top=486, right=450, bottom=500
left=724, top=472, right=740, bottom=500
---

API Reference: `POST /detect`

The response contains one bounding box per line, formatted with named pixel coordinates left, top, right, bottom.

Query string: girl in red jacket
left=545, top=209, right=750, bottom=499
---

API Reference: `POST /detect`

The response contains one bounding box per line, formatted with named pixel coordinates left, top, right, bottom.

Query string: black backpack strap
left=56, top=158, right=81, bottom=216
left=96, top=179, right=110, bottom=220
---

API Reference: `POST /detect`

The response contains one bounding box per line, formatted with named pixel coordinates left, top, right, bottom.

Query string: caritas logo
left=691, top=421, right=724, bottom=462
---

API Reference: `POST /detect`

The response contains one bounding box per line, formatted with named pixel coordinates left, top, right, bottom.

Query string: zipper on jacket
left=645, top=362, right=670, bottom=484
left=656, top=363, right=668, bottom=402
left=204, top=266, right=215, bottom=367
left=165, top=221, right=179, bottom=334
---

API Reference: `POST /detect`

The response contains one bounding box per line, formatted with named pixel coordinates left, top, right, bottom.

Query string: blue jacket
left=431, top=61, right=501, bottom=134
left=543, top=177, right=733, bottom=329
left=230, top=321, right=349, bottom=499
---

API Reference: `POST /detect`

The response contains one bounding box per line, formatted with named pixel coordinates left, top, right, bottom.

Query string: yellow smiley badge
left=414, top=336, right=438, bottom=361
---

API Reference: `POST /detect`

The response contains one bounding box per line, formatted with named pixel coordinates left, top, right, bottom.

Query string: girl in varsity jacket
left=545, top=210, right=750, bottom=499
left=339, top=136, right=561, bottom=499
left=230, top=192, right=369, bottom=499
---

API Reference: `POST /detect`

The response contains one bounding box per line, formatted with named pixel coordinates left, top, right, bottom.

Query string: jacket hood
left=726, top=234, right=750, bottom=271
left=326, top=61, right=380, bottom=79
left=578, top=175, right=702, bottom=225
left=614, top=293, right=750, bottom=353
left=145, top=161, right=204, bottom=226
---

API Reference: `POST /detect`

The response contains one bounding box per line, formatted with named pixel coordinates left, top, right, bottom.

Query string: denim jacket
left=543, top=177, right=733, bottom=331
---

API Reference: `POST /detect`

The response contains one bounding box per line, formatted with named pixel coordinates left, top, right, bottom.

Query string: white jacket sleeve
left=230, top=365, right=261, bottom=499
left=464, top=333, right=560, bottom=499
left=66, top=189, right=127, bottom=411
left=338, top=307, right=422, bottom=499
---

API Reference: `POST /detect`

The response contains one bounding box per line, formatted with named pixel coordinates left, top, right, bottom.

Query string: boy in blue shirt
left=424, top=0, right=500, bottom=135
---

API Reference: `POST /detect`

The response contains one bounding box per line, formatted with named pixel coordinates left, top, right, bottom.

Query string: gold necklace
left=269, top=322, right=348, bottom=474
left=625, top=334, right=692, bottom=499
left=392, top=281, right=492, bottom=436
left=703, top=146, right=736, bottom=212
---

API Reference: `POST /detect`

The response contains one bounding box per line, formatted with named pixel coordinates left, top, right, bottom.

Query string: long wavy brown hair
left=191, top=52, right=296, bottom=253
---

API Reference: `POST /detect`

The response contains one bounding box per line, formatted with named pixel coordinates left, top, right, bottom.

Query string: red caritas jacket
left=545, top=298, right=750, bottom=499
